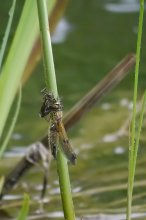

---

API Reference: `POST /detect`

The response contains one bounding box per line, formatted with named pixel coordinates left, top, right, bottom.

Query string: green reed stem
left=133, top=92, right=146, bottom=170
left=17, top=194, right=29, bottom=220
left=36, top=1, right=75, bottom=219
left=127, top=1, right=144, bottom=219
left=36, top=0, right=57, bottom=96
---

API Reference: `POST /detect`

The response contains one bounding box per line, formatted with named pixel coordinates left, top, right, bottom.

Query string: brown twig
left=0, top=54, right=135, bottom=198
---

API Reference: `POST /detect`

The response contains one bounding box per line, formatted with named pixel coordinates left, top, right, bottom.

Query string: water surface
left=0, top=0, right=146, bottom=219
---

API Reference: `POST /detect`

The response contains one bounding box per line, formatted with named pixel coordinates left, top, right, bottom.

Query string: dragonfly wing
left=58, top=122, right=77, bottom=165
left=49, top=123, right=59, bottom=159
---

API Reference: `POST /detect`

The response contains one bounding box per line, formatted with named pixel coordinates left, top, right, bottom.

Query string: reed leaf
left=0, top=86, right=22, bottom=158
left=0, top=0, right=56, bottom=138
left=127, top=1, right=144, bottom=219
left=0, top=0, right=16, bottom=69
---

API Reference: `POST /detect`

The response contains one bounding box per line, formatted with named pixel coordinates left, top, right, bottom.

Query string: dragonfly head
left=40, top=89, right=62, bottom=117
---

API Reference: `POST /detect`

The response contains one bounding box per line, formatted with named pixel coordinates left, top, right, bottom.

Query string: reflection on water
left=41, top=211, right=63, bottom=218
left=4, top=146, right=27, bottom=158
left=102, top=133, right=119, bottom=142
left=11, top=133, right=23, bottom=140
left=2, top=194, right=22, bottom=200
left=104, top=0, right=140, bottom=13
left=81, top=213, right=146, bottom=220
left=35, top=184, right=50, bottom=192
left=51, top=18, right=73, bottom=44
left=72, top=186, right=82, bottom=193
left=49, top=187, right=60, bottom=195
left=119, top=98, right=133, bottom=109
left=29, top=211, right=64, bottom=219
left=101, top=103, right=111, bottom=110
left=113, top=146, right=125, bottom=155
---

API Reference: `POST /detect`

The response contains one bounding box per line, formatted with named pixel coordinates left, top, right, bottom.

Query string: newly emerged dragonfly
left=40, top=88, right=77, bottom=165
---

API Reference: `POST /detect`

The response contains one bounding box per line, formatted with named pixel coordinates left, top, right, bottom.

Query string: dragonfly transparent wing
left=57, top=122, right=77, bottom=165
left=48, top=123, right=59, bottom=159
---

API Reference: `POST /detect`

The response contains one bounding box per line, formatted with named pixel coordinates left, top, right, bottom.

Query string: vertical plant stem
left=17, top=193, right=30, bottom=220
left=36, top=0, right=57, bottom=96
left=36, top=1, right=75, bottom=219
left=127, top=1, right=144, bottom=220
left=131, top=0, right=144, bottom=159
left=133, top=93, right=146, bottom=168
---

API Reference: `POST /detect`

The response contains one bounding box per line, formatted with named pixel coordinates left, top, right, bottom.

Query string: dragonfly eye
left=53, top=103, right=62, bottom=111
left=40, top=105, right=51, bottom=117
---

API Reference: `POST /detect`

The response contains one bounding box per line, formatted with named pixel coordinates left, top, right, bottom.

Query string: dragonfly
left=40, top=88, right=77, bottom=165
